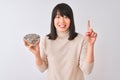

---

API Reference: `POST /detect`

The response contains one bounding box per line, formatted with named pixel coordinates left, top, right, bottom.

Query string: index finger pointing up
left=87, top=20, right=91, bottom=32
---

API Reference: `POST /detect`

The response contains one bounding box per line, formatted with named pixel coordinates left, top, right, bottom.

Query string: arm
left=36, top=47, right=48, bottom=72
left=85, top=20, right=97, bottom=63
left=80, top=20, right=97, bottom=75
left=24, top=38, right=48, bottom=72
left=85, top=44, right=94, bottom=63
left=79, top=39, right=94, bottom=75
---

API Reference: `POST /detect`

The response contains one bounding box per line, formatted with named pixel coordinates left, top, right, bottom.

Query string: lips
left=59, top=24, right=66, bottom=28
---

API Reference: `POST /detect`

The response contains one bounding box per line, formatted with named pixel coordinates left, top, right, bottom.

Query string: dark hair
left=47, top=3, right=78, bottom=40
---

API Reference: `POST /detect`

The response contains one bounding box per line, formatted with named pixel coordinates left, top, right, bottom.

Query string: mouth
left=59, top=24, right=66, bottom=28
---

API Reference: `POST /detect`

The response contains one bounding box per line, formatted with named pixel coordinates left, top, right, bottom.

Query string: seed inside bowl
left=24, top=33, right=40, bottom=45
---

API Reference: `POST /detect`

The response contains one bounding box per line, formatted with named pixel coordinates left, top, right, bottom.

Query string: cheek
left=54, top=19, right=57, bottom=26
left=54, top=18, right=59, bottom=23
left=67, top=19, right=70, bottom=24
left=67, top=20, right=71, bottom=27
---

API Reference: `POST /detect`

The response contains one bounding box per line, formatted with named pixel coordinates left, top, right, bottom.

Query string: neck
left=56, top=30, right=69, bottom=39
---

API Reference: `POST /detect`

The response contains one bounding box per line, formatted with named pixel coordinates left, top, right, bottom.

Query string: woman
left=24, top=3, right=97, bottom=80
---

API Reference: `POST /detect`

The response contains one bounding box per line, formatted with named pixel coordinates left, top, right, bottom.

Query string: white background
left=0, top=0, right=120, bottom=80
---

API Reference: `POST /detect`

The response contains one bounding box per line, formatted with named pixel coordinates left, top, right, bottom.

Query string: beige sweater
left=38, top=31, right=94, bottom=80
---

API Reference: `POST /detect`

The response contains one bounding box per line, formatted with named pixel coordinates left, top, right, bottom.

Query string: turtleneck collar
left=56, top=30, right=69, bottom=39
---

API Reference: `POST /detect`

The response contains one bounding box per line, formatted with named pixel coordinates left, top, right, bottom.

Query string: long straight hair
left=47, top=3, right=78, bottom=40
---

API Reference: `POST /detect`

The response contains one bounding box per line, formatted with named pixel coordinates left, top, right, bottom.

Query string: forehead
left=55, top=10, right=67, bottom=17
left=56, top=11, right=61, bottom=15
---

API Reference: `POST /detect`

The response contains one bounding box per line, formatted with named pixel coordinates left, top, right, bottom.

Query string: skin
left=85, top=20, right=97, bottom=63
left=54, top=12, right=70, bottom=32
left=24, top=16, right=97, bottom=66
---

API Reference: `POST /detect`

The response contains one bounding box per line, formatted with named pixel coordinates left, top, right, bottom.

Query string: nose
left=60, top=17, right=65, bottom=23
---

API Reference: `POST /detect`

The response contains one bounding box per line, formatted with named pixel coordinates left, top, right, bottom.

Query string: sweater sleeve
left=79, top=38, right=94, bottom=75
left=37, top=36, right=48, bottom=72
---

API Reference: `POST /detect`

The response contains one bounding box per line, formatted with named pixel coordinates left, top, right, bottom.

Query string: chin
left=59, top=30, right=67, bottom=32
left=58, top=28, right=68, bottom=32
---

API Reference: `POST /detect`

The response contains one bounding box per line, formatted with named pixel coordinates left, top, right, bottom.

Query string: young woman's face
left=54, top=12, right=70, bottom=32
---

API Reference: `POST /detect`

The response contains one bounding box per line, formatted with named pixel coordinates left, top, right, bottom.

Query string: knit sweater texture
left=37, top=31, right=94, bottom=80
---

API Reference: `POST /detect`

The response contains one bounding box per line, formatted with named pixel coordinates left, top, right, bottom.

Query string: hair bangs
left=53, top=3, right=72, bottom=19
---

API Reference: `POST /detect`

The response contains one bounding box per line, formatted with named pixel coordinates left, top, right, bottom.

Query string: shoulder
left=40, top=35, right=48, bottom=43
left=75, top=33, right=86, bottom=41
left=40, top=35, right=52, bottom=44
left=69, top=33, right=86, bottom=45
left=76, top=33, right=87, bottom=46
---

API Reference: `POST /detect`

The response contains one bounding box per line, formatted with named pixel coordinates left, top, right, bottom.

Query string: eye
left=64, top=15, right=69, bottom=19
left=55, top=15, right=60, bottom=18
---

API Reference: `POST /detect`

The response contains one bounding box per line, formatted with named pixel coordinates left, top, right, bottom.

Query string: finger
left=36, top=42, right=40, bottom=47
left=91, top=31, right=95, bottom=37
left=94, top=33, right=97, bottom=37
left=23, top=40, right=29, bottom=47
left=87, top=20, right=94, bottom=33
left=86, top=32, right=91, bottom=36
left=90, top=28, right=93, bottom=33
left=86, top=28, right=93, bottom=36
left=91, top=32, right=97, bottom=38
left=87, top=20, right=91, bottom=32
left=28, top=44, right=33, bottom=48
left=36, top=40, right=40, bottom=45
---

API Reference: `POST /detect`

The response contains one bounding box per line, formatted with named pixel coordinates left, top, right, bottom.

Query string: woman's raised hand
left=85, top=20, right=97, bottom=45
